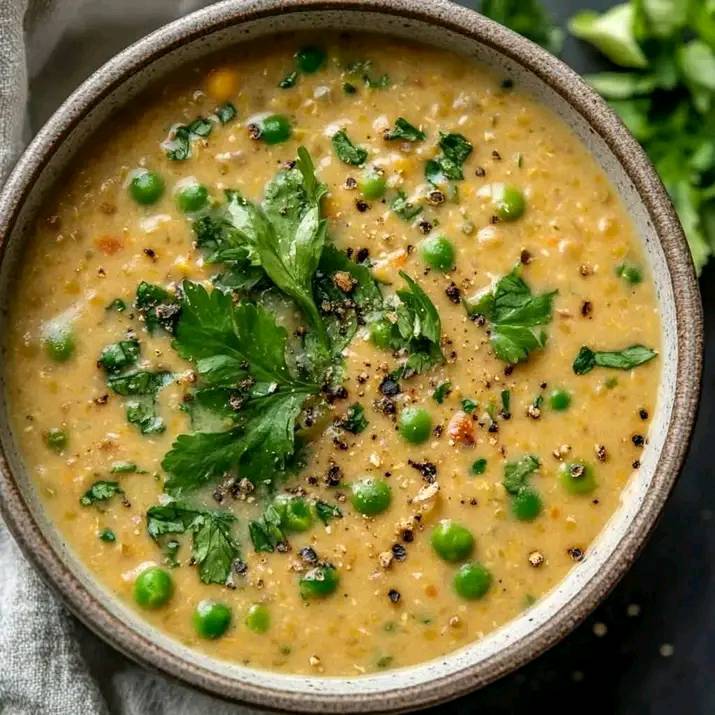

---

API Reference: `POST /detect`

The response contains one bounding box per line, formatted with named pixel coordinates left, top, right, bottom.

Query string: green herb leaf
left=135, top=282, right=181, bottom=335
left=462, top=398, right=478, bottom=413
left=569, top=4, right=648, bottom=68
left=425, top=132, right=473, bottom=185
left=338, top=403, right=368, bottom=433
left=106, top=298, right=126, bottom=312
left=471, top=458, right=487, bottom=475
left=98, top=340, right=140, bottom=374
left=315, top=500, right=343, bottom=524
left=433, top=381, right=452, bottom=404
left=384, top=118, right=426, bottom=142
left=390, top=191, right=423, bottom=221
left=465, top=265, right=556, bottom=364
left=146, top=502, right=240, bottom=584
left=215, top=102, right=237, bottom=124
left=346, top=60, right=390, bottom=89
left=279, top=71, right=298, bottom=88
left=107, top=369, right=172, bottom=434
left=249, top=504, right=287, bottom=552
left=110, top=461, right=141, bottom=474
left=332, top=130, right=368, bottom=165
left=390, top=272, right=444, bottom=378
left=479, top=0, right=564, bottom=55
left=80, top=480, right=123, bottom=506
left=503, top=455, right=540, bottom=495
left=572, top=345, right=657, bottom=375
left=314, top=244, right=384, bottom=353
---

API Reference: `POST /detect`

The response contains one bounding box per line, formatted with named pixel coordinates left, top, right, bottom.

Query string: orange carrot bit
left=95, top=235, right=124, bottom=255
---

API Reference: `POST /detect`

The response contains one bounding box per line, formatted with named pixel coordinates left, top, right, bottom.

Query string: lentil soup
left=4, top=35, right=661, bottom=676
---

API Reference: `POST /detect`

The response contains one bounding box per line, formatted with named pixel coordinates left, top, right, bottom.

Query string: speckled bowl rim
left=0, top=0, right=703, bottom=712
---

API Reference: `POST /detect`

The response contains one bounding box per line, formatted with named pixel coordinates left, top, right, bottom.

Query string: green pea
left=176, top=183, right=209, bottom=213
left=245, top=604, right=270, bottom=633
left=398, top=406, right=432, bottom=444
left=549, top=389, right=572, bottom=411
left=274, top=495, right=313, bottom=532
left=351, top=477, right=392, bottom=516
left=494, top=185, right=526, bottom=221
left=454, top=562, right=492, bottom=600
left=299, top=565, right=339, bottom=599
left=420, top=235, right=455, bottom=271
left=560, top=461, right=597, bottom=495
left=359, top=172, right=387, bottom=200
left=44, top=326, right=75, bottom=362
left=511, top=487, right=543, bottom=521
left=471, top=458, right=487, bottom=475
left=193, top=600, right=232, bottom=639
left=45, top=428, right=68, bottom=452
left=431, top=519, right=474, bottom=562
left=369, top=319, right=392, bottom=349
left=129, top=170, right=165, bottom=205
left=98, top=528, right=116, bottom=543
left=133, top=566, right=174, bottom=609
left=616, top=263, right=643, bottom=284
left=258, top=114, right=292, bottom=144
left=295, top=46, right=326, bottom=73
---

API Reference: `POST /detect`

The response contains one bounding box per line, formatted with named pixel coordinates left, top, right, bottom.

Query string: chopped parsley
left=465, top=265, right=556, bottom=364
left=462, top=398, right=478, bottom=413
left=315, top=500, right=343, bottom=524
left=384, top=118, right=426, bottom=142
left=503, top=455, right=540, bottom=495
left=162, top=105, right=237, bottom=160
left=433, top=381, right=452, bottom=404
left=390, top=191, right=423, bottom=221
left=146, top=502, right=240, bottom=585
left=135, top=282, right=181, bottom=335
left=471, top=458, right=488, bottom=475
left=107, top=370, right=172, bottom=434
left=346, top=60, right=390, bottom=89
left=425, top=132, right=473, bottom=185
left=332, top=130, right=368, bottom=165
left=573, top=345, right=657, bottom=375
left=97, top=339, right=139, bottom=374
left=161, top=282, right=318, bottom=496
left=80, top=481, right=123, bottom=507
left=338, top=403, right=368, bottom=434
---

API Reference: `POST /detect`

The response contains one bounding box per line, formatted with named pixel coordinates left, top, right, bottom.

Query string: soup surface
left=4, top=35, right=661, bottom=676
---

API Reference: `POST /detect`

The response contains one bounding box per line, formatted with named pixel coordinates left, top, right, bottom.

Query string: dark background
left=29, top=1, right=711, bottom=713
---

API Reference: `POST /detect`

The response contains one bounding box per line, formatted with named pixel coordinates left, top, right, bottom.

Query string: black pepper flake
left=490, top=215, right=501, bottom=225
left=388, top=589, right=401, bottom=603
left=391, top=543, right=407, bottom=561
left=233, top=559, right=248, bottom=575
left=418, top=220, right=433, bottom=234
left=325, top=462, right=343, bottom=487
left=401, top=528, right=415, bottom=543
left=595, top=444, right=607, bottom=463
left=632, top=434, right=645, bottom=447
left=379, top=376, right=401, bottom=397
left=143, top=247, right=157, bottom=261
left=356, top=247, right=369, bottom=263
left=375, top=396, right=396, bottom=415
left=427, top=190, right=445, bottom=205
left=93, top=394, right=109, bottom=406
left=299, top=546, right=319, bottom=564
left=247, top=123, right=261, bottom=139
left=504, top=365, right=514, bottom=377
left=333, top=437, right=349, bottom=451
left=344, top=177, right=357, bottom=190
left=408, top=459, right=437, bottom=482
left=491, top=150, right=502, bottom=161
left=633, top=460, right=641, bottom=468
left=445, top=282, right=461, bottom=304
left=567, top=547, right=584, bottom=562
left=475, top=166, right=486, bottom=177
left=639, top=408, right=649, bottom=420
left=355, top=199, right=369, bottom=212
left=581, top=300, right=593, bottom=317
left=322, top=384, right=348, bottom=404
left=520, top=249, right=532, bottom=265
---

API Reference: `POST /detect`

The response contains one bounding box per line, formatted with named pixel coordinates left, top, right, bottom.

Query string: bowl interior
left=0, top=1, right=697, bottom=712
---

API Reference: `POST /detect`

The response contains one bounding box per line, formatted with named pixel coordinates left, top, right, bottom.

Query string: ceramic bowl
left=0, top=0, right=703, bottom=712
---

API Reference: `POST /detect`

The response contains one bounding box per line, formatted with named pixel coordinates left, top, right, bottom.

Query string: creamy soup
left=4, top=35, right=661, bottom=676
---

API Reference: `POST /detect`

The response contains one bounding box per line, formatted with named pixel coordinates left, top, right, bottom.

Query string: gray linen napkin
left=0, top=2, right=258, bottom=713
